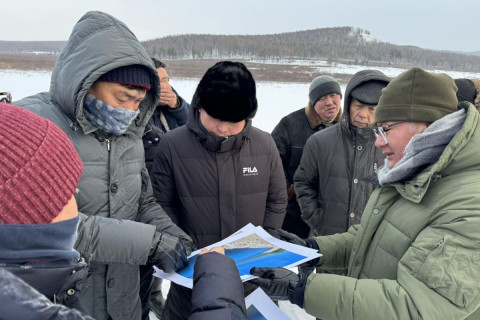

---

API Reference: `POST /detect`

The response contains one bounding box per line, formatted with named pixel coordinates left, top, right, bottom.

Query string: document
left=153, top=223, right=321, bottom=288
left=245, top=288, right=290, bottom=320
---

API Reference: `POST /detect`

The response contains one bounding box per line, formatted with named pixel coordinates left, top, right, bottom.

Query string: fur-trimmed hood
left=470, top=79, right=480, bottom=110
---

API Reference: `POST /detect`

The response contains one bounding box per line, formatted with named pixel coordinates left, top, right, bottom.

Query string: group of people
left=1, top=9, right=480, bottom=320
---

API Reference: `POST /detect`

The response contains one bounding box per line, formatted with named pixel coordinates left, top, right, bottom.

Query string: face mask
left=83, top=93, right=140, bottom=135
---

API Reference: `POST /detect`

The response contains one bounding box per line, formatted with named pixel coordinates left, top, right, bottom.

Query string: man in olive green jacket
left=251, top=67, right=480, bottom=319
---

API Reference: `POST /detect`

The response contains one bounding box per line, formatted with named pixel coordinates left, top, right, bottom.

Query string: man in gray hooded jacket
left=15, top=11, right=193, bottom=320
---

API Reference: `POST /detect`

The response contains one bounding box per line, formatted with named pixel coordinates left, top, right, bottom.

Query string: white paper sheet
left=245, top=288, right=290, bottom=320
left=153, top=223, right=321, bottom=288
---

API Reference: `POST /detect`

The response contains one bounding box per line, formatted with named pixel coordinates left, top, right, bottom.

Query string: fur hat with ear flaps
left=192, top=61, right=258, bottom=123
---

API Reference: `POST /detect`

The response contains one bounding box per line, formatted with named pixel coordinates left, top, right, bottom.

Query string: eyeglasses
left=373, top=121, right=403, bottom=144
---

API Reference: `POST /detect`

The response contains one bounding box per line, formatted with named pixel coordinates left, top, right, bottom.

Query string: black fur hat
left=454, top=78, right=476, bottom=104
left=193, top=61, right=257, bottom=122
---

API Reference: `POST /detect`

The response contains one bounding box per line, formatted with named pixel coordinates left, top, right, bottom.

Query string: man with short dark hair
left=143, top=58, right=190, bottom=170
left=251, top=67, right=480, bottom=320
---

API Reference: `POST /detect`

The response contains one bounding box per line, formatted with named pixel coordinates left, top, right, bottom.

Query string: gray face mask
left=83, top=93, right=140, bottom=135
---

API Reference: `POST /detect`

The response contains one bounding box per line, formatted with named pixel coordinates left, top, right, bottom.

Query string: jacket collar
left=384, top=103, right=476, bottom=203
left=305, top=103, right=342, bottom=129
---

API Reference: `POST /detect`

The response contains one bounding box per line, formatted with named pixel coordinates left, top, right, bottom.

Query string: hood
left=341, top=70, right=390, bottom=135
left=50, top=11, right=160, bottom=137
left=471, top=79, right=480, bottom=111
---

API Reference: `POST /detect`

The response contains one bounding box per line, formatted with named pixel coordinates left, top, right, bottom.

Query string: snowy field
left=0, top=70, right=322, bottom=133
left=3, top=64, right=480, bottom=133
left=1, top=65, right=479, bottom=319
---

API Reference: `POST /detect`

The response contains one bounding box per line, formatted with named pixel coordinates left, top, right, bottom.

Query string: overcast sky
left=2, top=0, right=478, bottom=53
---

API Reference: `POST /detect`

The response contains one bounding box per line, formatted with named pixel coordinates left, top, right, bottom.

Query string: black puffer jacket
left=150, top=106, right=287, bottom=248
left=294, top=70, right=389, bottom=236
left=272, top=103, right=342, bottom=238
left=0, top=268, right=94, bottom=320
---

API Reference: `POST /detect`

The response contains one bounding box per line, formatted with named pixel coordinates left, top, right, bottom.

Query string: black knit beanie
left=375, top=67, right=458, bottom=125
left=98, top=65, right=152, bottom=90
left=193, top=61, right=257, bottom=123
left=308, top=75, right=342, bottom=106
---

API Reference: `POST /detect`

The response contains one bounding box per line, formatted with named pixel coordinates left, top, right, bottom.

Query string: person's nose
left=324, top=96, right=333, bottom=105
left=357, top=108, right=368, bottom=118
left=160, top=82, right=171, bottom=90
left=374, top=134, right=386, bottom=147
left=216, top=122, right=229, bottom=134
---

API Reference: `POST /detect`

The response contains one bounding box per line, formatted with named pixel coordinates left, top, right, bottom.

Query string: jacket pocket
left=417, top=235, right=480, bottom=307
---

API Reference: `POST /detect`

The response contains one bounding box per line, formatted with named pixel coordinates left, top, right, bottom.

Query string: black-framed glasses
left=373, top=121, right=403, bottom=144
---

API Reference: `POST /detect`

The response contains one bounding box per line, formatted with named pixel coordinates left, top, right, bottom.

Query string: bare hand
left=159, top=84, right=178, bottom=108
left=199, top=247, right=225, bottom=255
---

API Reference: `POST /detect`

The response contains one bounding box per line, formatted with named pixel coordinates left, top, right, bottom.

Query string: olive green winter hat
left=375, top=67, right=458, bottom=125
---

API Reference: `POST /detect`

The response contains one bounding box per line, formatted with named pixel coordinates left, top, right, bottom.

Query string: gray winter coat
left=294, top=70, right=389, bottom=237
left=15, top=11, right=189, bottom=320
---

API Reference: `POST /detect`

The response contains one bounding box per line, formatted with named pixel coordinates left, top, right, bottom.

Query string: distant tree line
left=0, top=41, right=66, bottom=54
left=143, top=27, right=480, bottom=72
left=2, top=27, right=480, bottom=73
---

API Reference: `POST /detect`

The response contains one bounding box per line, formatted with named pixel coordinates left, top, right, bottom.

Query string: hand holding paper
left=153, top=224, right=321, bottom=288
left=149, top=231, right=189, bottom=272
left=249, top=267, right=307, bottom=308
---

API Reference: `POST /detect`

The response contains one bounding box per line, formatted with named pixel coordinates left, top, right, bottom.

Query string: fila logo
left=243, top=167, right=258, bottom=176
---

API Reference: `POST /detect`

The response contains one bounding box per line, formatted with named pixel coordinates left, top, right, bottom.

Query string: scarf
left=378, top=109, right=466, bottom=186
left=0, top=217, right=80, bottom=265
left=83, top=93, right=139, bottom=135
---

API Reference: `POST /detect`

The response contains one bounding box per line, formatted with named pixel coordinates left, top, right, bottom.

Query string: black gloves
left=276, top=229, right=308, bottom=246
left=178, top=235, right=197, bottom=256
left=149, top=231, right=189, bottom=273
left=250, top=267, right=309, bottom=308
left=276, top=229, right=321, bottom=272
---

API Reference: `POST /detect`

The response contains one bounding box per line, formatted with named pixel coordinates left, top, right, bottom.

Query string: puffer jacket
left=15, top=11, right=189, bottom=320
left=304, top=103, right=480, bottom=320
left=151, top=105, right=287, bottom=248
left=0, top=268, right=94, bottom=320
left=190, top=252, right=247, bottom=320
left=294, top=70, right=389, bottom=236
left=272, top=103, right=342, bottom=238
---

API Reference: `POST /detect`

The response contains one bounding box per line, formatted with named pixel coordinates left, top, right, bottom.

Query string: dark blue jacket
left=143, top=89, right=189, bottom=171
left=0, top=263, right=92, bottom=319
left=190, top=252, right=246, bottom=320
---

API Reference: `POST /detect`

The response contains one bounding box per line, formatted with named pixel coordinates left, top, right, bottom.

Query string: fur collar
left=471, top=79, right=480, bottom=111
